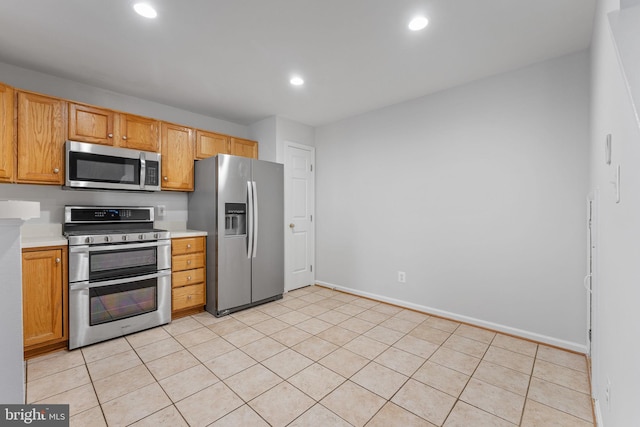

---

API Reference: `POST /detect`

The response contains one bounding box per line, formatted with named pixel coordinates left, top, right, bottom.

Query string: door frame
left=586, top=190, right=599, bottom=396
left=284, top=141, right=316, bottom=292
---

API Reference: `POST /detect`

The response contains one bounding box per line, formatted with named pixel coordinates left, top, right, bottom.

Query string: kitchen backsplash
left=1, top=183, right=187, bottom=225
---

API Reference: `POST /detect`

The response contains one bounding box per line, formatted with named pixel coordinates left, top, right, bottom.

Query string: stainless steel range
left=64, top=206, right=171, bottom=350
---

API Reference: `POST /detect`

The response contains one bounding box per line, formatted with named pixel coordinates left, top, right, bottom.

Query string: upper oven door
left=65, top=140, right=161, bottom=191
left=69, top=240, right=171, bottom=283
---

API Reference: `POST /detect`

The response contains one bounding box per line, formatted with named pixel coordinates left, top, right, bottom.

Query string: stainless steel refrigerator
left=188, top=154, right=284, bottom=316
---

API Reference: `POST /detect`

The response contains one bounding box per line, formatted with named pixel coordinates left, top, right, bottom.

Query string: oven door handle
left=69, top=240, right=170, bottom=253
left=69, top=270, right=171, bottom=291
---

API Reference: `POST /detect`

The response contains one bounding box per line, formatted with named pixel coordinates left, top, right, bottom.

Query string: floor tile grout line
left=27, top=286, right=594, bottom=426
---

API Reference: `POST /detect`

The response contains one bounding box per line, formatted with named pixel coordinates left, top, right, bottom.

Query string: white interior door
left=284, top=142, right=315, bottom=291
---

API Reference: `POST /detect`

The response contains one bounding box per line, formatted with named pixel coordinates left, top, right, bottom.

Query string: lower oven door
left=69, top=270, right=171, bottom=350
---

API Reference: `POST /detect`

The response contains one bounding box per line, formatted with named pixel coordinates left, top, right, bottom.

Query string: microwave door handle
left=139, top=152, right=146, bottom=190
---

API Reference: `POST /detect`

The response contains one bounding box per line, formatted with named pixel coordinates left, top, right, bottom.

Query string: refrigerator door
left=251, top=159, right=284, bottom=302
left=217, top=155, right=252, bottom=312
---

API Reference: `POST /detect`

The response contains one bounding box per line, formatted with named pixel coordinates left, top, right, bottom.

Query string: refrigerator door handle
left=252, top=181, right=258, bottom=258
left=247, top=180, right=254, bottom=259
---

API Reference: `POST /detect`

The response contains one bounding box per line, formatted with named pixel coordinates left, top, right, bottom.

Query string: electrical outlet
left=397, top=271, right=406, bottom=283
left=157, top=205, right=166, bottom=218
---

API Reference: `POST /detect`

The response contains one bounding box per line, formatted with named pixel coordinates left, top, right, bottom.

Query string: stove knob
left=139, top=234, right=144, bottom=240
left=122, top=235, right=127, bottom=241
left=153, top=233, right=159, bottom=239
left=104, top=236, right=110, bottom=242
left=85, top=237, right=94, bottom=244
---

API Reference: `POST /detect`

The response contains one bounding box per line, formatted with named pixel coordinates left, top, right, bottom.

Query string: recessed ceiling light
left=408, top=16, right=429, bottom=31
left=290, top=76, right=304, bottom=86
left=134, top=3, right=157, bottom=19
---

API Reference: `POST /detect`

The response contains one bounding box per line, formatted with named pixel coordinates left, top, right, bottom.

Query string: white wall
left=315, top=51, right=590, bottom=350
left=590, top=1, right=640, bottom=425
left=0, top=61, right=248, bottom=137
left=248, top=115, right=316, bottom=164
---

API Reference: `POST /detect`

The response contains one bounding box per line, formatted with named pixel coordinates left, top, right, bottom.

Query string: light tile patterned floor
left=26, top=285, right=595, bottom=426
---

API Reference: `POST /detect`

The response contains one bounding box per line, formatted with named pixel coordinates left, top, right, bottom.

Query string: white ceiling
left=0, top=0, right=595, bottom=127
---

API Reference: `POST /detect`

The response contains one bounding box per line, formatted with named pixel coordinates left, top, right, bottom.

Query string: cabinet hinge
left=310, top=265, right=313, bottom=272
left=310, top=164, right=313, bottom=172
left=310, top=214, right=313, bottom=222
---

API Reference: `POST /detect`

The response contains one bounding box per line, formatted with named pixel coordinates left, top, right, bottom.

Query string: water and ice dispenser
left=225, top=203, right=246, bottom=236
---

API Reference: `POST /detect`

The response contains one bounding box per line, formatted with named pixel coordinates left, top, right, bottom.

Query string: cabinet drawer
left=172, top=284, right=205, bottom=311
left=172, top=268, right=205, bottom=288
left=172, top=253, right=204, bottom=271
left=172, top=237, right=205, bottom=255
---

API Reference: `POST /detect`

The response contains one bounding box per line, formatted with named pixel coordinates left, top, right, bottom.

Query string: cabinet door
left=17, top=92, right=66, bottom=184
left=68, top=103, right=116, bottom=145
left=0, top=84, right=15, bottom=182
left=119, top=113, right=159, bottom=152
left=230, top=137, right=258, bottom=159
left=195, top=130, right=229, bottom=159
left=161, top=122, right=195, bottom=191
left=22, top=249, right=65, bottom=347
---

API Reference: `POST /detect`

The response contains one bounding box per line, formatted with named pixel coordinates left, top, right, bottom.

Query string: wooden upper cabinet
left=230, top=137, right=258, bottom=159
left=161, top=122, right=195, bottom=191
left=119, top=113, right=160, bottom=152
left=195, top=130, right=229, bottom=159
left=68, top=103, right=115, bottom=145
left=22, top=247, right=66, bottom=349
left=17, top=91, right=66, bottom=184
left=0, top=83, right=15, bottom=182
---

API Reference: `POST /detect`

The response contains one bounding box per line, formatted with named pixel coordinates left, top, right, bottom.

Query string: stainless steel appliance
left=188, top=154, right=284, bottom=316
left=65, top=140, right=161, bottom=191
left=64, top=206, right=171, bottom=349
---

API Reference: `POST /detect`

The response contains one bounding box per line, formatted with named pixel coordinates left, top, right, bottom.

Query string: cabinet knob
left=187, top=295, right=192, bottom=300
left=187, top=260, right=192, bottom=265
left=289, top=223, right=295, bottom=228
left=187, top=244, right=191, bottom=249
left=187, top=276, right=191, bottom=281
left=55, top=258, right=61, bottom=263
left=53, top=168, right=59, bottom=174
left=122, top=135, right=128, bottom=140
left=163, top=176, right=168, bottom=181
left=108, top=133, right=113, bottom=138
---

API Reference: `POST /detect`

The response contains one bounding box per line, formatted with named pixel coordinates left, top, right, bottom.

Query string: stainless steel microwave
left=65, top=140, right=161, bottom=191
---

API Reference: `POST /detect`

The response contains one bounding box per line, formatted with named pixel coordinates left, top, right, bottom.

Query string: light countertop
left=169, top=229, right=208, bottom=238
left=18, top=222, right=208, bottom=248
left=21, top=224, right=67, bottom=249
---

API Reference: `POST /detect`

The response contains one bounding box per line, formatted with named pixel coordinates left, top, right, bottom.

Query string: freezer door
left=251, top=159, right=284, bottom=302
left=217, top=155, right=252, bottom=312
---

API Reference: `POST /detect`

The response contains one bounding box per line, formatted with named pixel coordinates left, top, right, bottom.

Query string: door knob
left=289, top=223, right=295, bottom=229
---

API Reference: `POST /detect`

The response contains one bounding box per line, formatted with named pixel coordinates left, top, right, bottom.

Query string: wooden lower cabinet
left=171, top=237, right=206, bottom=318
left=22, top=246, right=68, bottom=358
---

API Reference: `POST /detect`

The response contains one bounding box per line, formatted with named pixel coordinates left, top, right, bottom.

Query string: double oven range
left=64, top=206, right=171, bottom=350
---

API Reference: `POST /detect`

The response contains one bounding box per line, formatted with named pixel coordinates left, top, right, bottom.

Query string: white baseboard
left=315, top=280, right=587, bottom=354
left=594, top=399, right=603, bottom=427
